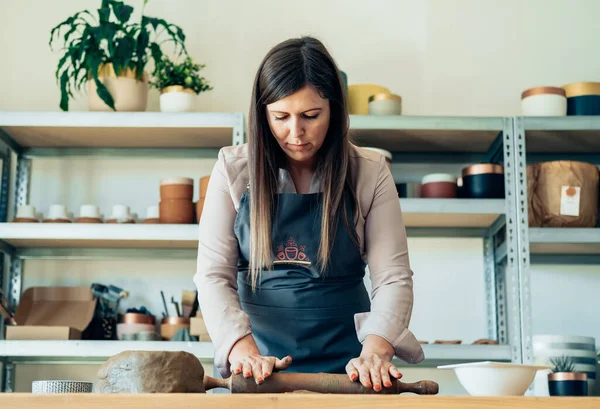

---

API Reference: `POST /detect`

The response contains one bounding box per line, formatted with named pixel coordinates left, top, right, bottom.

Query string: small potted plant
left=49, top=0, right=187, bottom=111
left=151, top=55, right=213, bottom=112
left=547, top=355, right=588, bottom=396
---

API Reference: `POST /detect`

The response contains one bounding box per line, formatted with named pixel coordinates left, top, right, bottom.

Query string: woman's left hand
left=345, top=335, right=402, bottom=392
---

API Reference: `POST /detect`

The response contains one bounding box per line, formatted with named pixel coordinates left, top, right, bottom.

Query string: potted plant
left=547, top=355, right=588, bottom=396
left=49, top=0, right=187, bottom=112
left=151, top=55, right=213, bottom=112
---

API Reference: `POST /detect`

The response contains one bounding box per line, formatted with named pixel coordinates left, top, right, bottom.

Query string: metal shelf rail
left=0, top=113, right=525, bottom=392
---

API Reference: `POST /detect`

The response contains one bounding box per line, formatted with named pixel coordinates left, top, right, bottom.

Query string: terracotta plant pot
left=88, top=63, right=148, bottom=112
left=160, top=177, right=194, bottom=200
left=159, top=199, right=194, bottom=224
left=160, top=317, right=190, bottom=340
left=159, top=86, right=196, bottom=112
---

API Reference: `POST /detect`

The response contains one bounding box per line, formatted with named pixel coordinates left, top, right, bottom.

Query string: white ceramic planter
left=160, top=86, right=196, bottom=112
left=88, top=64, right=148, bottom=112
left=368, top=93, right=402, bottom=115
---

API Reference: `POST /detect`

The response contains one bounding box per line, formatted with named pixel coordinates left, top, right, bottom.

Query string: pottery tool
left=181, top=290, right=196, bottom=318
left=203, top=372, right=439, bottom=395
left=189, top=290, right=199, bottom=317
left=160, top=291, right=169, bottom=318
left=170, top=296, right=181, bottom=317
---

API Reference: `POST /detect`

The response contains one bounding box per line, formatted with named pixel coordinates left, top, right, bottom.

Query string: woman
left=195, top=36, right=423, bottom=392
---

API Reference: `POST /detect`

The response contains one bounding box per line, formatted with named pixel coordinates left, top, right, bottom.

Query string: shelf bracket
left=232, top=112, right=245, bottom=145
left=483, top=131, right=505, bottom=164
left=0, top=128, right=22, bottom=157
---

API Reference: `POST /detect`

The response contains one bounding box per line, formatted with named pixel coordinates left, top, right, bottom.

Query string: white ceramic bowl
left=438, top=361, right=551, bottom=396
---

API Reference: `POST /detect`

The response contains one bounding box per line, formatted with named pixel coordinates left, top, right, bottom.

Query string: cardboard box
left=190, top=312, right=211, bottom=342
left=6, top=286, right=97, bottom=340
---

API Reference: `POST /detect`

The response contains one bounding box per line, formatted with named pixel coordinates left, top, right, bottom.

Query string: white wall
left=0, top=0, right=599, bottom=395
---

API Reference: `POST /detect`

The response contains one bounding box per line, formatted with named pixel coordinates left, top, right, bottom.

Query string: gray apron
left=234, top=189, right=370, bottom=374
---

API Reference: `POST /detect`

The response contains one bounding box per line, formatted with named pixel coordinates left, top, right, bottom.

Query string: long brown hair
left=247, top=36, right=357, bottom=290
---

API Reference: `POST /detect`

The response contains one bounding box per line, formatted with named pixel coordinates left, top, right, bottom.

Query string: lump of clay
left=95, top=350, right=205, bottom=393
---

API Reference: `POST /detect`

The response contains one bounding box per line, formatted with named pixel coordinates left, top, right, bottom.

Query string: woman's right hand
left=228, top=334, right=292, bottom=384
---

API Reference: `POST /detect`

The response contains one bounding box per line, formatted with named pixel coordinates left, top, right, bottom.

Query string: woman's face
left=266, top=85, right=330, bottom=166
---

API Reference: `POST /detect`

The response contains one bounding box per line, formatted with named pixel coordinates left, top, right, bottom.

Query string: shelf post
left=500, top=117, right=525, bottom=364
left=232, top=113, right=245, bottom=145
left=13, top=156, right=31, bottom=217
left=484, top=215, right=507, bottom=343
left=1, top=360, right=14, bottom=392
left=512, top=117, right=534, bottom=365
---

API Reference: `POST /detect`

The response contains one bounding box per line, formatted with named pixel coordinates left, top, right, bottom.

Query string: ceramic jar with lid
left=43, top=204, right=72, bottom=223
left=160, top=177, right=195, bottom=224
left=347, top=84, right=390, bottom=114
left=75, top=204, right=103, bottom=223
left=368, top=93, right=402, bottom=116
left=142, top=205, right=159, bottom=224
left=562, top=82, right=600, bottom=115
left=106, top=204, right=135, bottom=224
left=521, top=87, right=567, bottom=116
left=461, top=164, right=505, bottom=199
left=13, top=205, right=39, bottom=222
left=421, top=174, right=457, bottom=198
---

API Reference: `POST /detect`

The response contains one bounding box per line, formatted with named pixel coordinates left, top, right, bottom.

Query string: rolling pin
left=204, top=372, right=439, bottom=395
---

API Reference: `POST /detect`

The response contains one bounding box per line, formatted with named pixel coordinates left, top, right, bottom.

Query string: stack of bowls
left=532, top=335, right=597, bottom=396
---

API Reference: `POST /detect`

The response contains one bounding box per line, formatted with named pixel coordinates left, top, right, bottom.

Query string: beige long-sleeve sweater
left=194, top=143, right=424, bottom=378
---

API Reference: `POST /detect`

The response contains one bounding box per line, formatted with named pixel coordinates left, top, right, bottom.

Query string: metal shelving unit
left=0, top=112, right=524, bottom=391
left=514, top=116, right=600, bottom=367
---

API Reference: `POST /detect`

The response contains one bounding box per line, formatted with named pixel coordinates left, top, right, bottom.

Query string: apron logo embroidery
left=274, top=236, right=311, bottom=265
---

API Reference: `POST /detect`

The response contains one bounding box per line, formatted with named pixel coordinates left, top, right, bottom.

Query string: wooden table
left=0, top=394, right=599, bottom=408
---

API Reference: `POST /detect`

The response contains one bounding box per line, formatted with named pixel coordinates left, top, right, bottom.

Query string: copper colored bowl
left=161, top=316, right=190, bottom=325
left=121, top=313, right=156, bottom=325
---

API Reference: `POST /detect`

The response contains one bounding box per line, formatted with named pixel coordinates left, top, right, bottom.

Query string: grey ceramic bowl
left=32, top=380, right=93, bottom=394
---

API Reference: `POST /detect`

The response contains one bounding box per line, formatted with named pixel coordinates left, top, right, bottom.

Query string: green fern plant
left=49, top=0, right=187, bottom=111
left=549, top=355, right=576, bottom=373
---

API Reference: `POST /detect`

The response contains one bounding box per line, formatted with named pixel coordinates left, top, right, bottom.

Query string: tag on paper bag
left=560, top=185, right=581, bottom=216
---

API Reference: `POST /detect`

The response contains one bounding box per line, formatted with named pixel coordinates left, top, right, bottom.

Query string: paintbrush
left=182, top=290, right=196, bottom=317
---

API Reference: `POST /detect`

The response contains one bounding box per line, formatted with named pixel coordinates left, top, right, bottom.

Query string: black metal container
left=461, top=164, right=505, bottom=199
left=548, top=372, right=588, bottom=396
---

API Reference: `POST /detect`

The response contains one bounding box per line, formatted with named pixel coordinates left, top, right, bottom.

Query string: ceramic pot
left=461, top=164, right=505, bottom=199
left=548, top=373, right=588, bottom=396
left=106, top=204, right=135, bottom=224
left=142, top=205, right=159, bottom=224
left=43, top=204, right=71, bottom=223
left=159, top=199, right=194, bottom=224
left=159, top=86, right=196, bottom=112
left=368, top=93, right=402, bottom=115
left=88, top=63, right=148, bottom=112
left=13, top=205, right=39, bottom=222
left=347, top=84, right=390, bottom=115
left=521, top=86, right=567, bottom=116
left=120, top=313, right=156, bottom=325
left=563, top=82, right=600, bottom=115
left=160, top=177, right=194, bottom=200
left=116, top=323, right=157, bottom=341
left=199, top=176, right=210, bottom=199
left=75, top=204, right=103, bottom=223
left=160, top=316, right=190, bottom=340
left=421, top=174, right=457, bottom=198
